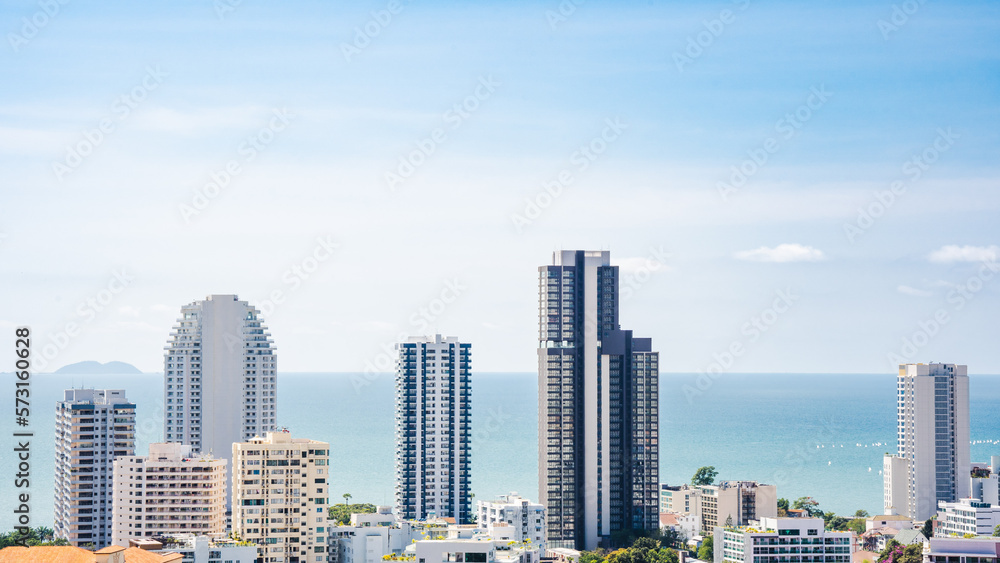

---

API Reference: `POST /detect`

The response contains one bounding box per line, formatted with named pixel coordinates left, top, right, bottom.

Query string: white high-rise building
left=884, top=363, right=970, bottom=521
left=232, top=431, right=330, bottom=563
left=164, top=294, right=277, bottom=508
left=477, top=493, right=546, bottom=552
left=54, top=388, right=135, bottom=548
left=394, top=335, right=472, bottom=523
left=111, top=443, right=227, bottom=546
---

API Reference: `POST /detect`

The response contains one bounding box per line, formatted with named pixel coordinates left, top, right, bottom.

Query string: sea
left=2, top=372, right=999, bottom=531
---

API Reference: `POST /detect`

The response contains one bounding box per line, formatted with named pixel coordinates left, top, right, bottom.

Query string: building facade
left=477, top=493, right=546, bottom=552
left=714, top=517, right=855, bottom=563
left=54, top=388, right=136, bottom=548
left=970, top=457, right=1000, bottom=506
left=164, top=294, right=278, bottom=508
left=923, top=537, right=1000, bottom=563
left=937, top=498, right=1000, bottom=537
left=232, top=431, right=330, bottom=563
left=659, top=482, right=777, bottom=534
left=111, top=443, right=227, bottom=546
left=537, top=250, right=660, bottom=550
left=883, top=363, right=970, bottom=521
left=395, top=335, right=472, bottom=523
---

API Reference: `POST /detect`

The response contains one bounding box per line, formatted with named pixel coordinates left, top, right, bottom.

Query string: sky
left=1, top=0, right=998, bottom=374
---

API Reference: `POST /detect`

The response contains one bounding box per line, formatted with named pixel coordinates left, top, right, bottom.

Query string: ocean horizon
left=2, top=371, right=998, bottom=532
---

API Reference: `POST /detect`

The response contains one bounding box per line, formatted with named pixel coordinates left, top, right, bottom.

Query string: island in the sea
left=53, top=360, right=143, bottom=375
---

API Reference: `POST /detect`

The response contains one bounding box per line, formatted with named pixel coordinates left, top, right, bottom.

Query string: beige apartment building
left=232, top=431, right=330, bottom=563
left=111, top=442, right=227, bottom=547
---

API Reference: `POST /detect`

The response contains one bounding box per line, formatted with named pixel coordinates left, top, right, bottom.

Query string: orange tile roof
left=0, top=545, right=182, bottom=563
left=0, top=546, right=96, bottom=563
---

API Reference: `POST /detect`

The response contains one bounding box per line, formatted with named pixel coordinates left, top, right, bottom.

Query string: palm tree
left=343, top=493, right=352, bottom=506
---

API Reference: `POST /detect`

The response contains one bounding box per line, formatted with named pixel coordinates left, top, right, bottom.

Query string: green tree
left=660, top=527, right=680, bottom=548
left=691, top=467, right=718, bottom=486
left=855, top=510, right=870, bottom=518
left=827, top=516, right=848, bottom=531
left=777, top=498, right=789, bottom=517
left=993, top=524, right=1000, bottom=537
left=920, top=519, right=934, bottom=539
left=328, top=502, right=377, bottom=524
left=633, top=537, right=659, bottom=551
left=792, top=497, right=820, bottom=517
left=580, top=551, right=607, bottom=563
left=878, top=540, right=923, bottom=563
left=697, top=536, right=714, bottom=561
left=846, top=519, right=866, bottom=535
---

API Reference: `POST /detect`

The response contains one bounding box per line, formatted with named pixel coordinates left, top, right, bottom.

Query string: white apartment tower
left=395, top=335, right=472, bottom=523
left=164, top=294, right=277, bottom=508
left=883, top=363, right=970, bottom=521
left=477, top=493, right=546, bottom=552
left=232, top=431, right=330, bottom=563
left=111, top=443, right=227, bottom=546
left=54, top=388, right=136, bottom=548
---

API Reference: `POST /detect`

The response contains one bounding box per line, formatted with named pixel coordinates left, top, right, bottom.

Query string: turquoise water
left=1, top=372, right=999, bottom=530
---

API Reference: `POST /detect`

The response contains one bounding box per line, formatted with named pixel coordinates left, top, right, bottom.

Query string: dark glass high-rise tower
left=537, top=250, right=659, bottom=550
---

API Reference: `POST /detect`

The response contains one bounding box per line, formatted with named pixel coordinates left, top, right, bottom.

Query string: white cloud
left=927, top=245, right=999, bottom=263
left=897, top=285, right=932, bottom=298
left=734, top=243, right=825, bottom=263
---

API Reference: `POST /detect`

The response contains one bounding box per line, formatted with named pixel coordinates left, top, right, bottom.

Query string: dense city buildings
left=476, top=493, right=546, bottom=552
left=714, top=517, right=856, bottom=563
left=659, top=482, right=777, bottom=534
left=232, top=431, right=330, bottom=563
left=883, top=363, right=970, bottom=520
left=394, top=335, right=472, bottom=523
left=537, top=250, right=660, bottom=550
left=54, top=388, right=136, bottom=548
left=111, top=443, right=227, bottom=546
left=164, top=294, right=278, bottom=508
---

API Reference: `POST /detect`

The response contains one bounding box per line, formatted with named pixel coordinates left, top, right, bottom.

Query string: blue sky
left=1, top=0, right=998, bottom=374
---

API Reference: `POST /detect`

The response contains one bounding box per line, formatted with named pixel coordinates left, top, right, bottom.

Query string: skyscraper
left=54, top=388, right=135, bottom=548
left=537, top=250, right=660, bottom=550
left=163, top=294, right=277, bottom=509
left=395, top=334, right=472, bottom=523
left=883, top=363, right=970, bottom=521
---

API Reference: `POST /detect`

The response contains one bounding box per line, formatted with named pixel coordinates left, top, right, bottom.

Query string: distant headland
left=53, top=361, right=143, bottom=375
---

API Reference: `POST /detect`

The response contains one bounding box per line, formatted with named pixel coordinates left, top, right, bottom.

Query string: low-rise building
left=328, top=507, right=415, bottom=563
left=892, top=529, right=927, bottom=546
left=476, top=493, right=545, bottom=552
left=970, top=457, right=1000, bottom=507
left=660, top=512, right=699, bottom=542
left=661, top=482, right=777, bottom=533
left=713, top=517, right=855, bottom=563
left=937, top=498, right=1000, bottom=537
left=130, top=535, right=258, bottom=562
left=413, top=537, right=539, bottom=563
left=865, top=515, right=913, bottom=533
left=860, top=527, right=898, bottom=552
left=111, top=443, right=227, bottom=546
left=922, top=537, right=1000, bottom=563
